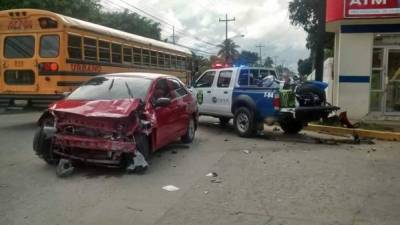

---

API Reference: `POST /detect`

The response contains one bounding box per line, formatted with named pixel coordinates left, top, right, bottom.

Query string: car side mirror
left=154, top=98, right=171, bottom=107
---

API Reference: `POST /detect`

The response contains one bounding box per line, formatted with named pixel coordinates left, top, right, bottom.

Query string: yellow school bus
left=0, top=9, right=192, bottom=104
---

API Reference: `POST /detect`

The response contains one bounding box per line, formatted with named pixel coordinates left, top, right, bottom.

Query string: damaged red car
left=33, top=73, right=198, bottom=173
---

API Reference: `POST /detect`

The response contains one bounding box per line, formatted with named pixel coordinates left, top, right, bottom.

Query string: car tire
left=279, top=119, right=304, bottom=134
left=33, top=126, right=58, bottom=165
left=181, top=118, right=196, bottom=144
left=234, top=107, right=256, bottom=138
left=125, top=135, right=150, bottom=174
left=219, top=117, right=230, bottom=126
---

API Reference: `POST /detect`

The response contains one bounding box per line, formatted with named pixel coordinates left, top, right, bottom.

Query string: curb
left=304, top=124, right=400, bottom=142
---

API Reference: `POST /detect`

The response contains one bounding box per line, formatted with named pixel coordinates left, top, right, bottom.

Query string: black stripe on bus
left=39, top=71, right=104, bottom=76
left=57, top=81, right=84, bottom=86
left=66, top=59, right=188, bottom=72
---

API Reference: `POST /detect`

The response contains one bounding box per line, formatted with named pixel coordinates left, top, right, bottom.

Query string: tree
left=1, top=0, right=162, bottom=40
left=235, top=50, right=258, bottom=66
left=297, top=58, right=313, bottom=76
left=264, top=57, right=274, bottom=67
left=95, top=10, right=161, bottom=40
left=1, top=0, right=102, bottom=21
left=217, top=39, right=240, bottom=64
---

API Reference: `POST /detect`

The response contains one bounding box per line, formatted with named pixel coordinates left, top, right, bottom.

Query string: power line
left=106, top=0, right=218, bottom=47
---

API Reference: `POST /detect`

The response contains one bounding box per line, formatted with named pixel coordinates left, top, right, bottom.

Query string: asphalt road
left=1, top=109, right=400, bottom=225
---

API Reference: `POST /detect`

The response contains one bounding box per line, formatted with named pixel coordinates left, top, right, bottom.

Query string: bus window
left=150, top=51, right=157, bottom=67
left=123, top=47, right=132, bottom=64
left=112, top=43, right=122, bottom=64
left=164, top=54, right=171, bottom=68
left=84, top=37, right=97, bottom=61
left=142, top=50, right=150, bottom=66
left=176, top=57, right=182, bottom=70
left=40, top=35, right=59, bottom=58
left=158, top=52, right=165, bottom=68
left=99, top=41, right=110, bottom=63
left=68, top=35, right=82, bottom=60
left=171, top=55, right=177, bottom=69
left=133, top=47, right=141, bottom=65
left=4, top=36, right=34, bottom=58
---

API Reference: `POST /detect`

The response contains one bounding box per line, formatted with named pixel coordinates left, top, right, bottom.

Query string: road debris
left=171, top=150, right=177, bottom=154
left=162, top=185, right=180, bottom=192
left=242, top=150, right=251, bottom=154
left=56, top=159, right=75, bottom=177
left=206, top=172, right=218, bottom=177
left=210, top=179, right=222, bottom=184
left=224, top=138, right=229, bottom=142
left=126, top=206, right=143, bottom=212
left=203, top=191, right=209, bottom=195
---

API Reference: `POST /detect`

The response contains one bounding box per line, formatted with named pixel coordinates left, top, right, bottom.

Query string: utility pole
left=315, top=0, right=326, bottom=81
left=172, top=26, right=176, bottom=44
left=219, top=14, right=235, bottom=41
left=256, top=44, right=265, bottom=66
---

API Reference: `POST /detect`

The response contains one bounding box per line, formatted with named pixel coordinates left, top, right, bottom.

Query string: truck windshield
left=67, top=76, right=152, bottom=100
left=4, top=36, right=34, bottom=58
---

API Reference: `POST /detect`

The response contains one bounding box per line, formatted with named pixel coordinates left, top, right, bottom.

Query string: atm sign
left=344, top=0, right=400, bottom=18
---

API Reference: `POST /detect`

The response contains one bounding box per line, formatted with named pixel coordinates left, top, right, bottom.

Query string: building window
left=171, top=55, right=177, bottom=69
left=164, top=54, right=171, bottom=68
left=158, top=52, right=165, bottom=68
left=370, top=48, right=384, bottom=112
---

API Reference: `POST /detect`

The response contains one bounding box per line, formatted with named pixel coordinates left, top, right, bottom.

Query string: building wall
left=337, top=32, right=374, bottom=120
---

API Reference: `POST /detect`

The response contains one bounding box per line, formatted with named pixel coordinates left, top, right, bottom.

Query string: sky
left=103, top=0, right=309, bottom=71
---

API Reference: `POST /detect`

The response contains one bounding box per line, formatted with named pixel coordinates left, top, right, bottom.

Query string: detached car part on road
left=191, top=67, right=339, bottom=137
left=33, top=73, right=198, bottom=174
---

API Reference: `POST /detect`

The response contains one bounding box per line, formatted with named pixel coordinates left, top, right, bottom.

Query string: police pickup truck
left=191, top=67, right=339, bottom=137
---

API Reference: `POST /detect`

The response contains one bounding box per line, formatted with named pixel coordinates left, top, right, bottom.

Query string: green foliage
left=264, top=56, right=274, bottom=67
left=288, top=0, right=334, bottom=51
left=1, top=0, right=161, bottom=40
left=236, top=50, right=258, bottom=66
left=94, top=10, right=161, bottom=40
left=217, top=39, right=240, bottom=64
left=297, top=57, right=313, bottom=76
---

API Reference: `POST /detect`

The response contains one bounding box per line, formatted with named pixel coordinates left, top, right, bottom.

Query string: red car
left=33, top=73, right=198, bottom=174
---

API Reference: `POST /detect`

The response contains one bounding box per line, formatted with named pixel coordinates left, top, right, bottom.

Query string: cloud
left=112, top=0, right=309, bottom=71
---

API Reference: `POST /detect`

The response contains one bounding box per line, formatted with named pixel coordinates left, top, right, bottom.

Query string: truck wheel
left=181, top=118, right=196, bottom=144
left=33, top=126, right=58, bottom=165
left=219, top=117, right=230, bottom=126
left=280, top=120, right=304, bottom=134
left=234, top=107, right=256, bottom=137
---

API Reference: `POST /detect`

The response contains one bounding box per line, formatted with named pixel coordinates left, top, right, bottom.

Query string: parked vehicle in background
left=33, top=73, right=198, bottom=174
left=191, top=67, right=339, bottom=137
left=0, top=9, right=192, bottom=106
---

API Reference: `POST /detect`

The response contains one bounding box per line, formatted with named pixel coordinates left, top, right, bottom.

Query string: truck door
left=212, top=70, right=234, bottom=116
left=193, top=70, right=216, bottom=114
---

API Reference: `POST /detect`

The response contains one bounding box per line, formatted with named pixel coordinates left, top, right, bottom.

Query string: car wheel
left=125, top=135, right=150, bottom=174
left=181, top=118, right=196, bottom=144
left=135, top=134, right=150, bottom=160
left=279, top=119, right=304, bottom=134
left=33, top=126, right=58, bottom=165
left=234, top=107, right=256, bottom=138
left=219, top=117, right=231, bottom=126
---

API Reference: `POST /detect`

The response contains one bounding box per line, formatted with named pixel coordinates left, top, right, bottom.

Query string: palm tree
left=217, top=39, right=240, bottom=64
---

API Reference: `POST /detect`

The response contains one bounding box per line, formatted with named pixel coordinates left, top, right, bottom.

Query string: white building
left=326, top=0, right=400, bottom=120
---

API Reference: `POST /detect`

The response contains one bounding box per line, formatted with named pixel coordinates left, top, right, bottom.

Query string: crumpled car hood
left=49, top=98, right=142, bottom=118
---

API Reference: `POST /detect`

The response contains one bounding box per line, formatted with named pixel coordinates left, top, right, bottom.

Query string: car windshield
left=67, top=76, right=152, bottom=100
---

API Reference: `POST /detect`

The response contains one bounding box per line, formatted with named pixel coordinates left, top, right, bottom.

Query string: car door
left=168, top=78, right=190, bottom=136
left=212, top=70, right=234, bottom=116
left=193, top=70, right=217, bottom=114
left=152, top=78, right=177, bottom=148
